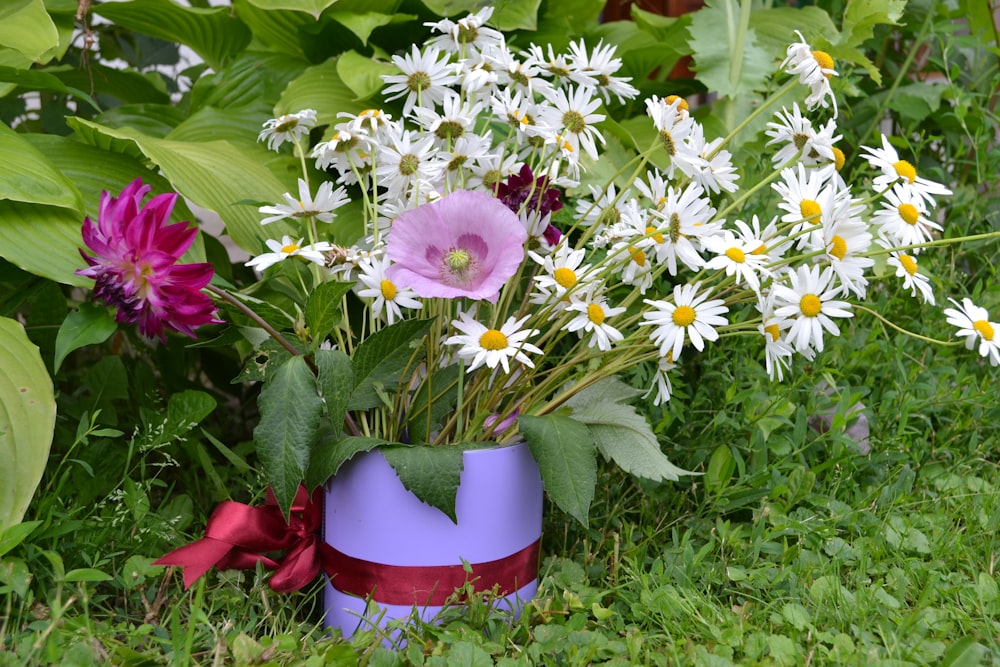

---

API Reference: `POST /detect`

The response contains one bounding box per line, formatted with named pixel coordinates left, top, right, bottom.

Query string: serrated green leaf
left=0, top=318, right=56, bottom=532
left=94, top=0, right=252, bottom=71
left=0, top=0, right=59, bottom=63
left=382, top=444, right=464, bottom=523
left=315, top=348, right=352, bottom=438
left=254, top=355, right=323, bottom=517
left=306, top=435, right=392, bottom=489
left=687, top=0, right=772, bottom=102
left=348, top=318, right=431, bottom=410
left=53, top=303, right=117, bottom=373
left=406, top=364, right=460, bottom=444
left=518, top=414, right=595, bottom=526
left=748, top=7, right=840, bottom=57
left=275, top=56, right=370, bottom=127
left=305, top=280, right=352, bottom=345
left=336, top=50, right=398, bottom=101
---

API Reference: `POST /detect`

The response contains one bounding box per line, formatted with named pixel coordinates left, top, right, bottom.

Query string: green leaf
left=336, top=50, right=398, bottom=101
left=888, top=82, right=946, bottom=122
left=245, top=0, right=340, bottom=18
left=254, top=355, right=323, bottom=517
left=518, top=414, right=595, bottom=526
left=52, top=64, right=171, bottom=106
left=166, top=104, right=276, bottom=146
left=305, top=435, right=391, bottom=489
left=0, top=122, right=84, bottom=213
left=406, top=364, right=461, bottom=445
left=305, top=280, right=353, bottom=345
left=0, top=65, right=99, bottom=111
left=0, top=201, right=87, bottom=287
left=62, top=568, right=112, bottom=583
left=315, top=348, right=353, bottom=438
left=382, top=444, right=464, bottom=523
left=189, top=51, right=308, bottom=112
left=419, top=0, right=541, bottom=31
left=0, top=0, right=59, bottom=63
left=348, top=318, right=431, bottom=410
left=0, top=317, right=56, bottom=532
left=938, top=637, right=986, bottom=667
left=53, top=303, right=118, bottom=373
left=564, top=377, right=695, bottom=483
left=328, top=11, right=397, bottom=46
left=705, top=445, right=735, bottom=493
left=94, top=0, right=252, bottom=71
left=0, top=520, right=41, bottom=558
left=687, top=0, right=772, bottom=101
left=748, top=7, right=839, bottom=57
left=275, top=56, right=371, bottom=127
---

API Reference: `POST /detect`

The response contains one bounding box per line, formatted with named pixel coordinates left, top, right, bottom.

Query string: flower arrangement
left=77, top=9, right=998, bottom=536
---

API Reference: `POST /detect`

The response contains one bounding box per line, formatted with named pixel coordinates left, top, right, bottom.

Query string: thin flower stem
left=859, top=230, right=1000, bottom=258
left=854, top=303, right=960, bottom=346
left=208, top=284, right=300, bottom=358
left=709, top=78, right=798, bottom=159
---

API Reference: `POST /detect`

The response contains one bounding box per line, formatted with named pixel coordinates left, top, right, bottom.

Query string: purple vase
left=322, top=441, right=543, bottom=640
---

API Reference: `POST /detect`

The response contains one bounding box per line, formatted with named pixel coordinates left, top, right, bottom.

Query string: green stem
left=854, top=304, right=960, bottom=346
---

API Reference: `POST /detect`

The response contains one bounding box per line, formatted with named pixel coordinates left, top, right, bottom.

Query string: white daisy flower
left=486, top=45, right=554, bottom=98
left=425, top=8, right=504, bottom=56
left=381, top=44, right=459, bottom=116
left=819, top=201, right=873, bottom=298
left=772, top=265, right=853, bottom=354
left=245, top=236, right=332, bottom=272
left=312, top=127, right=371, bottom=180
left=757, top=293, right=796, bottom=381
left=339, top=108, right=394, bottom=135
left=375, top=129, right=442, bottom=200
left=614, top=241, right=655, bottom=294
left=445, top=313, right=543, bottom=374
left=780, top=31, right=838, bottom=116
left=648, top=183, right=715, bottom=275
left=765, top=103, right=840, bottom=167
left=860, top=134, right=952, bottom=206
left=529, top=244, right=594, bottom=307
left=885, top=249, right=935, bottom=305
left=257, top=109, right=317, bottom=151
left=538, top=85, right=606, bottom=161
left=355, top=256, right=422, bottom=325
left=944, top=298, right=1000, bottom=366
left=642, top=354, right=677, bottom=406
left=871, top=182, right=942, bottom=251
left=412, top=95, right=482, bottom=143
left=490, top=88, right=540, bottom=137
left=702, top=227, right=770, bottom=294
left=258, top=179, right=351, bottom=226
left=686, top=125, right=740, bottom=194
left=564, top=288, right=626, bottom=351
left=524, top=43, right=575, bottom=82
left=772, top=162, right=840, bottom=247
left=566, top=39, right=639, bottom=104
left=642, top=282, right=729, bottom=361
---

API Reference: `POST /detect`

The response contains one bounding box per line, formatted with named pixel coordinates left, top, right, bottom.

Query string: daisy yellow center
left=799, top=294, right=822, bottom=318
left=479, top=329, right=509, bottom=350
left=829, top=235, right=847, bottom=260
left=398, top=154, right=420, bottom=176
left=562, top=110, right=587, bottom=134
left=764, top=323, right=780, bottom=342
left=974, top=320, right=995, bottom=341
left=800, top=199, right=822, bottom=222
left=456, top=23, right=478, bottom=44
left=664, top=95, right=689, bottom=112
left=752, top=244, right=767, bottom=255
left=898, top=254, right=918, bottom=276
left=447, top=248, right=472, bottom=272
left=811, top=50, right=835, bottom=76
left=672, top=305, right=696, bottom=327
left=630, top=247, right=647, bottom=267
left=281, top=243, right=300, bottom=254
left=380, top=279, right=397, bottom=300
left=893, top=159, right=917, bottom=184
left=832, top=146, right=846, bottom=171
left=273, top=117, right=299, bottom=133
left=587, top=303, right=606, bottom=325
left=554, top=267, right=578, bottom=289
left=646, top=226, right=664, bottom=244
left=898, top=203, right=920, bottom=225
left=725, top=247, right=746, bottom=263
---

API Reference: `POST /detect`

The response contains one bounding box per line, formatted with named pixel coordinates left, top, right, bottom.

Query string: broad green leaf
left=938, top=637, right=987, bottom=667
left=382, top=444, right=464, bottom=523
left=189, top=51, right=308, bottom=112
left=167, top=104, right=275, bottom=146
left=254, top=355, right=323, bottom=517
left=96, top=104, right=188, bottom=138
left=162, top=391, right=217, bottom=443
left=245, top=0, right=340, bottom=17
left=275, top=56, right=370, bottom=127
left=53, top=303, right=117, bottom=373
left=687, top=0, right=772, bottom=101
left=564, top=377, right=694, bottom=483
left=0, top=122, right=83, bottom=213
left=67, top=118, right=293, bottom=254
left=406, top=364, right=461, bottom=445
left=829, top=0, right=905, bottom=83
left=62, top=568, right=112, bottom=583
left=348, top=318, right=431, bottom=410
left=51, top=64, right=172, bottom=107
left=0, top=0, right=59, bottom=63
left=315, top=348, right=353, bottom=438
left=0, top=318, right=56, bottom=532
left=328, top=11, right=398, bottom=45
left=305, top=280, right=353, bottom=344
left=888, top=81, right=946, bottom=122
left=305, top=435, right=391, bottom=489
left=231, top=1, right=319, bottom=59
left=0, top=520, right=41, bottom=558
left=336, top=50, right=397, bottom=101
left=94, top=0, right=252, bottom=71
left=748, top=7, right=839, bottom=58
left=0, top=66, right=98, bottom=111
left=419, top=0, right=540, bottom=31
left=0, top=200, right=87, bottom=286
left=705, top=445, right=735, bottom=493
left=518, top=414, right=595, bottom=526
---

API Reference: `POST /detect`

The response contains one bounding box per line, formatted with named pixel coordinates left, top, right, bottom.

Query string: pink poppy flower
left=386, top=190, right=527, bottom=301
left=77, top=178, right=222, bottom=340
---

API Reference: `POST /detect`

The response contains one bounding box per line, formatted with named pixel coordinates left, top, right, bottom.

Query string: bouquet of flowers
left=77, top=9, right=997, bottom=534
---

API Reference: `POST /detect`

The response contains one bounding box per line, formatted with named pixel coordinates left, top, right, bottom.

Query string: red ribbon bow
left=154, top=485, right=328, bottom=592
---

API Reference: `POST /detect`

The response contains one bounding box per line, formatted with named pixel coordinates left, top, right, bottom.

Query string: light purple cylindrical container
left=323, top=441, right=543, bottom=640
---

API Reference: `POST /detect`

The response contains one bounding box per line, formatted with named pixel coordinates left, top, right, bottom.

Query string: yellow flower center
left=646, top=226, right=664, bottom=244
left=800, top=294, right=822, bottom=317
left=587, top=303, right=606, bottom=325
left=898, top=254, right=918, bottom=276
left=380, top=279, right=397, bottom=300
left=553, top=267, right=577, bottom=289
left=898, top=203, right=920, bottom=225
left=752, top=244, right=767, bottom=255
left=281, top=243, right=300, bottom=254
left=974, top=320, right=995, bottom=341
left=664, top=95, right=689, bottom=112
left=479, top=329, right=508, bottom=350
left=893, top=159, right=917, bottom=184
left=811, top=50, right=835, bottom=77
left=829, top=235, right=847, bottom=260
left=630, top=247, right=646, bottom=267
left=832, top=146, right=845, bottom=171
left=725, top=247, right=746, bottom=263
left=764, top=323, right=780, bottom=342
left=800, top=199, right=822, bottom=222
left=672, top=305, right=696, bottom=327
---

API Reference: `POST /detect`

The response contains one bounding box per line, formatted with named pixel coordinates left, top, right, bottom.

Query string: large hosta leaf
left=94, top=0, right=252, bottom=71
left=0, top=0, right=59, bottom=64
left=0, top=201, right=86, bottom=286
left=0, top=317, right=56, bottom=531
left=0, top=122, right=83, bottom=213
left=275, top=56, right=369, bottom=126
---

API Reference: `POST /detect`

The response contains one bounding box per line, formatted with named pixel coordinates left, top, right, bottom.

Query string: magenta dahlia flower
left=386, top=190, right=527, bottom=301
left=77, top=178, right=221, bottom=340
